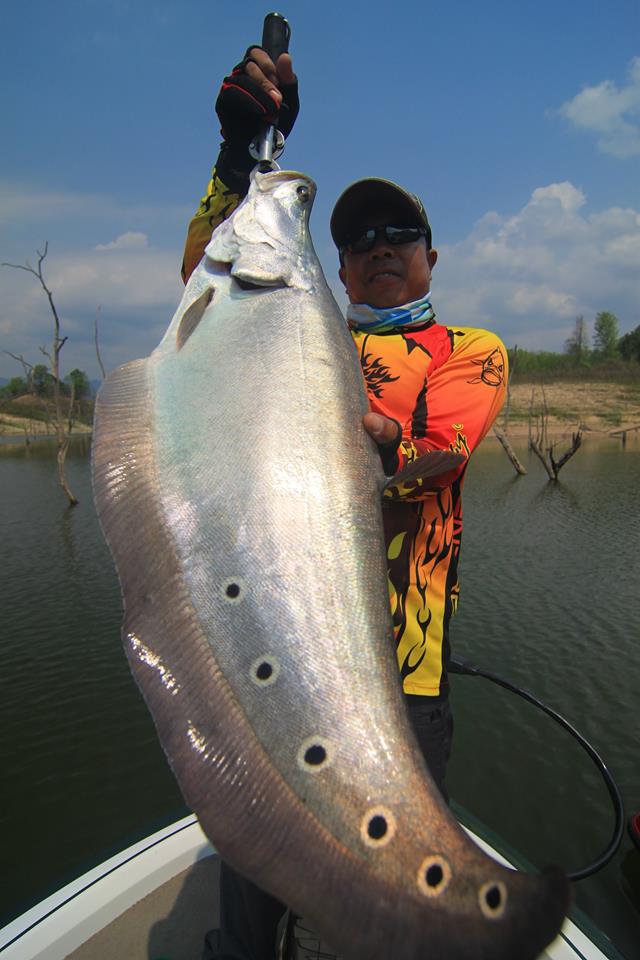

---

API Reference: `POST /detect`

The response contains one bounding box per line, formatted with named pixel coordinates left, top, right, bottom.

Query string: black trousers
left=203, top=694, right=453, bottom=960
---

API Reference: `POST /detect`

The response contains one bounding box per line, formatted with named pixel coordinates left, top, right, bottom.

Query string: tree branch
left=2, top=243, right=78, bottom=505
left=94, top=305, right=107, bottom=380
left=493, top=425, right=527, bottom=475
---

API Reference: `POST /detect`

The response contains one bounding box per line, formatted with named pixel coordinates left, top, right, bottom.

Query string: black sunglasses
left=340, top=224, right=427, bottom=257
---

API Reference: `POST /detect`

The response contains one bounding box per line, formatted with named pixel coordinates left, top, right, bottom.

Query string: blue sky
left=1, top=0, right=638, bottom=379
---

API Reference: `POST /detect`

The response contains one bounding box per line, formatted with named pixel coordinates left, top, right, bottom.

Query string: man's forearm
left=181, top=165, right=246, bottom=284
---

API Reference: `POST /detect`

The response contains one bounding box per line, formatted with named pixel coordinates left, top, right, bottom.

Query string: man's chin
left=366, top=294, right=407, bottom=309
left=364, top=284, right=408, bottom=309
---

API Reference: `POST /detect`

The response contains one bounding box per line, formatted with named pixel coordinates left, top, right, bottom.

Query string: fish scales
left=92, top=169, right=568, bottom=959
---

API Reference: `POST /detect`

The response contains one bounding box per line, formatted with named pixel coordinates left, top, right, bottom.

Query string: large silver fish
left=92, top=169, right=568, bottom=959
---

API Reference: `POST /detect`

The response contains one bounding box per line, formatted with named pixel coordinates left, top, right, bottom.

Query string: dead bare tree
left=4, top=350, right=35, bottom=392
left=94, top=305, right=107, bottom=380
left=492, top=344, right=527, bottom=475
left=610, top=423, right=640, bottom=449
left=493, top=425, right=527, bottom=475
left=528, top=384, right=582, bottom=481
left=2, top=244, right=79, bottom=505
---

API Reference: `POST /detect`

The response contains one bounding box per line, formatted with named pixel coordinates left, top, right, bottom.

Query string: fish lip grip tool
left=249, top=12, right=291, bottom=170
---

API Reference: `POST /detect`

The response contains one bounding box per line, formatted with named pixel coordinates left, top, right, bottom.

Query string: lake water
left=1, top=435, right=639, bottom=958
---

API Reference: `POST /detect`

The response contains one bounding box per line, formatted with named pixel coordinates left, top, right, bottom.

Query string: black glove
left=215, top=48, right=299, bottom=192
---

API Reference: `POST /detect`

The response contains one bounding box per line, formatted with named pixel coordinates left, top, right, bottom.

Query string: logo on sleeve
left=362, top=351, right=400, bottom=398
left=468, top=347, right=505, bottom=387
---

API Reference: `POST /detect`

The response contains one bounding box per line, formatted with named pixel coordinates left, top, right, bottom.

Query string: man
left=184, top=44, right=507, bottom=960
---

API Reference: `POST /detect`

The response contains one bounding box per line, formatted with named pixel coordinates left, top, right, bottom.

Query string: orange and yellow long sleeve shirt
left=182, top=169, right=508, bottom=697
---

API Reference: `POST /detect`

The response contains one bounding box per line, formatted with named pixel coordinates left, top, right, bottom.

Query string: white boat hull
left=0, top=815, right=621, bottom=960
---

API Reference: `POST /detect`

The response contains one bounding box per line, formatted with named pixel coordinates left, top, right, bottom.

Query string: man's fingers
left=363, top=412, right=401, bottom=445
left=245, top=54, right=282, bottom=106
left=276, top=53, right=296, bottom=86
left=246, top=46, right=277, bottom=79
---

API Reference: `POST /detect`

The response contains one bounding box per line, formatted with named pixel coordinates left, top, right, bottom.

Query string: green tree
left=32, top=363, right=53, bottom=395
left=618, top=325, right=640, bottom=362
left=66, top=368, right=90, bottom=399
left=593, top=311, right=620, bottom=359
left=6, top=376, right=28, bottom=397
left=564, top=315, right=590, bottom=365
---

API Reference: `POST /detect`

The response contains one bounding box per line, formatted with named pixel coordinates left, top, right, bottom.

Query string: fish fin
left=176, top=288, right=214, bottom=350
left=384, top=450, right=465, bottom=492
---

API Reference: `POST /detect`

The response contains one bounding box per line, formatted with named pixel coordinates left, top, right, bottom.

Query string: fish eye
left=479, top=881, right=507, bottom=919
left=296, top=185, right=310, bottom=203
left=417, top=855, right=452, bottom=897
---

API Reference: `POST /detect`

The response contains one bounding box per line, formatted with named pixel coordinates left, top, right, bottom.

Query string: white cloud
left=556, top=58, right=640, bottom=158
left=95, top=232, right=149, bottom=251
left=434, top=183, right=640, bottom=350
left=2, top=181, right=639, bottom=378
left=0, top=242, right=183, bottom=379
left=0, top=181, right=191, bottom=379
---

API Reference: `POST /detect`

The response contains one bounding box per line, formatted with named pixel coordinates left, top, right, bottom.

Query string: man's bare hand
left=364, top=413, right=402, bottom=474
left=363, top=412, right=401, bottom=445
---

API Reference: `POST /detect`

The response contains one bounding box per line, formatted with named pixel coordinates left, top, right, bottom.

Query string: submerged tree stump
left=494, top=344, right=527, bottom=475
left=529, top=430, right=583, bottom=481
left=493, top=426, right=527, bottom=475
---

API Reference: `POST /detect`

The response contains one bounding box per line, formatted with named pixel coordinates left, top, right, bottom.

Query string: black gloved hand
left=215, top=46, right=299, bottom=192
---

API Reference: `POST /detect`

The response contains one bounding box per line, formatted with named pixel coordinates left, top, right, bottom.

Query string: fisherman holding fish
left=180, top=42, right=509, bottom=960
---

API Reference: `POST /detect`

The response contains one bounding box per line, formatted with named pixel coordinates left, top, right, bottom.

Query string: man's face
left=338, top=211, right=438, bottom=308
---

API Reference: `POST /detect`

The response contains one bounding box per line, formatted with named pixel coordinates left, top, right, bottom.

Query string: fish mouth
left=233, top=275, right=288, bottom=292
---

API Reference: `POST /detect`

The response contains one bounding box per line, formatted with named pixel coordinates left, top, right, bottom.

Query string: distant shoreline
left=493, top=379, right=640, bottom=441
left=1, top=379, right=638, bottom=445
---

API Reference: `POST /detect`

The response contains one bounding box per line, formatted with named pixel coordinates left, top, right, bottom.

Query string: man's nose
left=368, top=237, right=394, bottom=258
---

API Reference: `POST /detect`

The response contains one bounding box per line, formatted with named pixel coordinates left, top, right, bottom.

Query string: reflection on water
left=1, top=436, right=639, bottom=956
left=0, top=438, right=186, bottom=924
left=448, top=438, right=640, bottom=957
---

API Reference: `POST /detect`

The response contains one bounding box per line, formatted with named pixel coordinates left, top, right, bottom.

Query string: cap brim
left=330, top=178, right=428, bottom=247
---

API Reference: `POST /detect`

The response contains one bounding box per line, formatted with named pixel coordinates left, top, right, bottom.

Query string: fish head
left=205, top=169, right=321, bottom=292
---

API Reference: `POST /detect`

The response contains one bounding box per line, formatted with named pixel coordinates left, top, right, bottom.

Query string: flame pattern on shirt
left=353, top=323, right=507, bottom=695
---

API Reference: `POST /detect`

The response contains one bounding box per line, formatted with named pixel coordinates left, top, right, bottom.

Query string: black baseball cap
left=330, top=178, right=432, bottom=250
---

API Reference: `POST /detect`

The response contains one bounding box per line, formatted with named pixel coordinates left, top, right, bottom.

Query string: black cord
left=449, top=653, right=625, bottom=881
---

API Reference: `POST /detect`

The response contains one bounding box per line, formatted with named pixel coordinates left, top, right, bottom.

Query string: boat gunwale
left=0, top=813, right=626, bottom=960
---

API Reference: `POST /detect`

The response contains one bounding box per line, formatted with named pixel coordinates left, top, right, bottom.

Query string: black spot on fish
left=256, top=661, right=273, bottom=681
left=304, top=744, right=326, bottom=766
left=426, top=863, right=444, bottom=888
left=367, top=815, right=388, bottom=840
